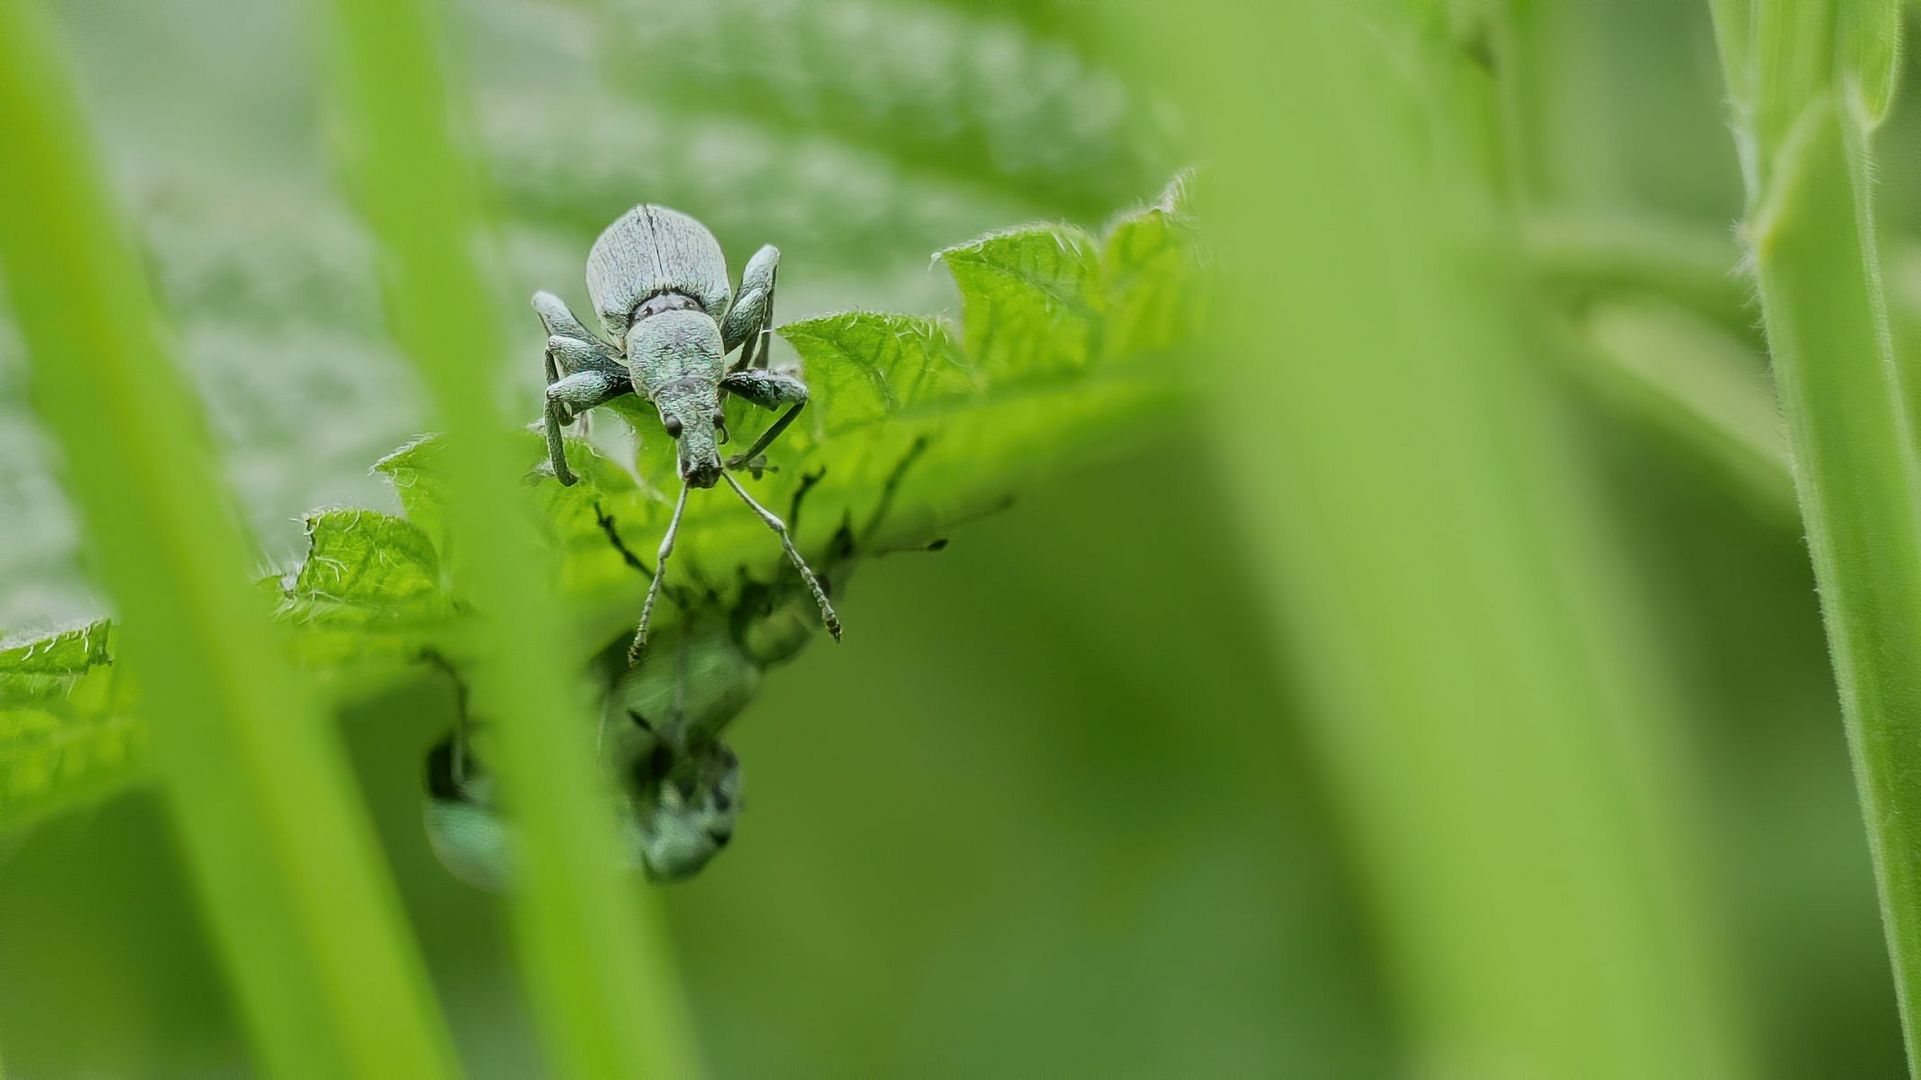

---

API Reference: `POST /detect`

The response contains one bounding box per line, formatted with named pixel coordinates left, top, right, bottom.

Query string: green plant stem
left=318, top=0, right=697, bottom=1075
left=1709, top=1, right=1921, bottom=1065
left=1752, top=103, right=1921, bottom=1052
left=0, top=2, right=456, bottom=1075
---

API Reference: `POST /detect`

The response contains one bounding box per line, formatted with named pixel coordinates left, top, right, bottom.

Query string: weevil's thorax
left=623, top=304, right=724, bottom=391
left=586, top=204, right=732, bottom=341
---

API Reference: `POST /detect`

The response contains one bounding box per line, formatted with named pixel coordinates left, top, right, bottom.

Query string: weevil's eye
left=712, top=414, right=725, bottom=428
left=663, top=416, right=684, bottom=438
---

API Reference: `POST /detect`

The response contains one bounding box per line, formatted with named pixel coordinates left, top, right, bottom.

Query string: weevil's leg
left=548, top=334, right=628, bottom=383
left=719, top=369, right=808, bottom=470
left=533, top=290, right=616, bottom=352
left=721, top=244, right=778, bottom=371
left=541, top=340, right=573, bottom=485
left=628, top=483, right=692, bottom=667
left=535, top=291, right=626, bottom=485
left=721, top=471, right=842, bottom=641
left=553, top=333, right=626, bottom=446
left=544, top=364, right=629, bottom=486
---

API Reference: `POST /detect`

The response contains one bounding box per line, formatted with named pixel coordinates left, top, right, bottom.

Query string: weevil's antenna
left=722, top=472, right=842, bottom=641
left=629, top=483, right=692, bottom=667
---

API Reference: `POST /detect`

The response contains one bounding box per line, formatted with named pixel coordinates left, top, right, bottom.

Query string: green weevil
left=532, top=204, right=839, bottom=664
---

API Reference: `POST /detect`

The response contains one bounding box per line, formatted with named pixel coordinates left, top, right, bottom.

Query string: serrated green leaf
left=0, top=621, right=147, bottom=831
left=293, top=509, right=444, bottom=606
left=938, top=223, right=1103, bottom=379
left=1100, top=172, right=1203, bottom=357
left=778, top=312, right=976, bottom=435
left=276, top=509, right=455, bottom=673
left=0, top=619, right=112, bottom=683
left=372, top=435, right=455, bottom=553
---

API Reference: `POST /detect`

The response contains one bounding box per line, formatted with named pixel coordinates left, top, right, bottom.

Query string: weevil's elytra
left=587, top=205, right=731, bottom=336
left=532, top=204, right=841, bottom=667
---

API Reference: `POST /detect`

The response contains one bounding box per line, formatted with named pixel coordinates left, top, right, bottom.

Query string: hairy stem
left=1709, top=0, right=1921, bottom=1065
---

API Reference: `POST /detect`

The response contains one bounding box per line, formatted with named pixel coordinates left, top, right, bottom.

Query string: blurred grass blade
left=1165, top=1, right=1747, bottom=1072
left=1841, top=0, right=1902, bottom=129
left=1710, top=0, right=1753, bottom=110
left=0, top=1, right=456, bottom=1075
left=1710, top=0, right=1921, bottom=1056
left=317, top=0, right=697, bottom=1074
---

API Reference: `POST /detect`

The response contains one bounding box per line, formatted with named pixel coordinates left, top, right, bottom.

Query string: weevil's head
left=652, top=378, right=724, bottom=489
left=622, top=736, right=742, bottom=883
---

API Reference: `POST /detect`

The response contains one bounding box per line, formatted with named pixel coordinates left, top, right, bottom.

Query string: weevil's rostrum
left=533, top=205, right=839, bottom=664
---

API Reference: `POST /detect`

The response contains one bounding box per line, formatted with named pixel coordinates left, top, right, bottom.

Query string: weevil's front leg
left=534, top=290, right=628, bottom=483
left=721, top=244, right=778, bottom=371
left=541, top=332, right=630, bottom=486
left=719, top=368, right=807, bottom=471
left=544, top=367, right=628, bottom=486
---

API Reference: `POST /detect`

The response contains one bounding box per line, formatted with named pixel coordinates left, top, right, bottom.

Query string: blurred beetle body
left=425, top=566, right=838, bottom=887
